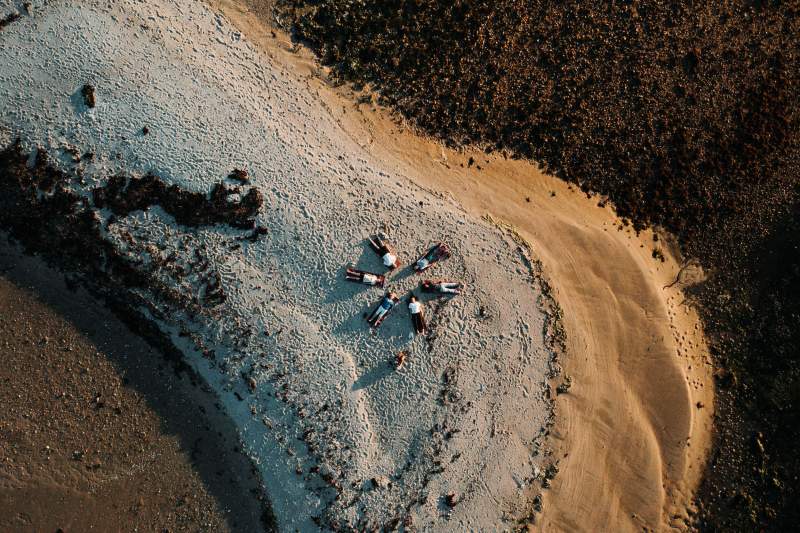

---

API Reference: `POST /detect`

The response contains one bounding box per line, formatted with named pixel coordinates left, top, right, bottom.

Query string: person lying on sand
left=413, top=242, right=451, bottom=272
left=408, top=295, right=427, bottom=335
left=367, top=291, right=400, bottom=327
left=368, top=235, right=401, bottom=270
left=345, top=267, right=386, bottom=288
left=421, top=279, right=463, bottom=295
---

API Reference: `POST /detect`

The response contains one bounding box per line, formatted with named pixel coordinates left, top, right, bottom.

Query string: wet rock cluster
left=0, top=139, right=265, bottom=348
left=0, top=11, right=20, bottom=30
left=93, top=172, right=263, bottom=229
left=81, top=84, right=96, bottom=108
left=277, top=1, right=800, bottom=528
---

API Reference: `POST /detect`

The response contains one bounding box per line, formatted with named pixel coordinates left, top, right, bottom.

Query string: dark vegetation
left=275, top=1, right=800, bottom=529
left=94, top=172, right=263, bottom=229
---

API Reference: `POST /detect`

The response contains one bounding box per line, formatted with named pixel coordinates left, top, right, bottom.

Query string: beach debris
left=395, top=350, right=407, bottom=370
left=81, top=84, right=96, bottom=108
left=555, top=375, right=572, bottom=394
left=444, top=492, right=459, bottom=507
left=141, top=126, right=150, bottom=135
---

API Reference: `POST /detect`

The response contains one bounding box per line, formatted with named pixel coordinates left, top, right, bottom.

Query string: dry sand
left=0, top=0, right=714, bottom=530
left=214, top=1, right=716, bottom=530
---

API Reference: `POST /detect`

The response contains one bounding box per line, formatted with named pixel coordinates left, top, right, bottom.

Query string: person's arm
left=368, top=237, right=381, bottom=254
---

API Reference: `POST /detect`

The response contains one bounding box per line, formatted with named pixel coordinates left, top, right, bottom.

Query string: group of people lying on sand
left=344, top=235, right=464, bottom=335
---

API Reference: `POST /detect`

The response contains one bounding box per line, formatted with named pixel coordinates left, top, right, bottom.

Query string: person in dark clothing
left=368, top=235, right=401, bottom=270
left=367, top=291, right=400, bottom=327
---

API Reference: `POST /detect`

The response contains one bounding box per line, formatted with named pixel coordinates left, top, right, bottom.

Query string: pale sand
left=0, top=0, right=558, bottom=530
left=211, top=1, right=716, bottom=530
left=0, top=0, right=714, bottom=530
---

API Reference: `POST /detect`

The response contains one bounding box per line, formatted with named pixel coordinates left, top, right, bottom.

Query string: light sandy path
left=0, top=0, right=560, bottom=530
left=209, top=1, right=716, bottom=530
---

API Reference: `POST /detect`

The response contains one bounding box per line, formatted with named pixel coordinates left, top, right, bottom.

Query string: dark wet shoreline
left=0, top=236, right=274, bottom=532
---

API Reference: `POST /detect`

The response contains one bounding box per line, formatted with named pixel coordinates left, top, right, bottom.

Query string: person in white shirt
left=421, top=280, right=463, bottom=295
left=368, top=235, right=401, bottom=270
left=345, top=267, right=385, bottom=288
left=408, top=295, right=427, bottom=335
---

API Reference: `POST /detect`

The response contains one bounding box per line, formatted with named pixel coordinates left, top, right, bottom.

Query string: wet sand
left=0, top=238, right=271, bottom=532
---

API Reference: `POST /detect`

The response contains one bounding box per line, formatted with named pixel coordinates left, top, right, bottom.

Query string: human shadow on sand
left=351, top=360, right=394, bottom=391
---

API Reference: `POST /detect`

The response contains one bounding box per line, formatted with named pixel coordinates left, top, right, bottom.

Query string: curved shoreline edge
left=0, top=0, right=715, bottom=528
left=208, top=2, right=716, bottom=529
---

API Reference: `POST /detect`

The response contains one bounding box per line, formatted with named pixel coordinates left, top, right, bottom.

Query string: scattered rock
left=81, top=84, right=96, bottom=108
left=371, top=475, right=390, bottom=489
left=228, top=168, right=249, bottom=183
left=555, top=375, right=572, bottom=395
left=445, top=492, right=458, bottom=507
left=532, top=494, right=543, bottom=513
left=713, top=367, right=736, bottom=389
left=0, top=12, right=20, bottom=30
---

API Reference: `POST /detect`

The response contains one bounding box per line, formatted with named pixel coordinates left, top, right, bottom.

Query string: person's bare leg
left=368, top=236, right=383, bottom=255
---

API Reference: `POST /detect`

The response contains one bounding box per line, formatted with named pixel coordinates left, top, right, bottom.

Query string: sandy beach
left=216, top=1, right=716, bottom=529
left=0, top=0, right=713, bottom=530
